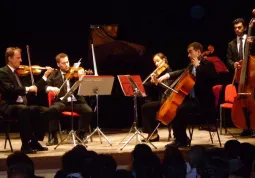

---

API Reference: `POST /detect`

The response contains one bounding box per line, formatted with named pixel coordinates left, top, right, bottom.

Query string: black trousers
left=171, top=97, right=200, bottom=143
left=141, top=100, right=161, bottom=134
left=6, top=104, right=48, bottom=146
left=45, top=101, right=93, bottom=134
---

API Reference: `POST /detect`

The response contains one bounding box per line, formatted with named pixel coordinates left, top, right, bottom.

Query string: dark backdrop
left=1, top=1, right=254, bottom=129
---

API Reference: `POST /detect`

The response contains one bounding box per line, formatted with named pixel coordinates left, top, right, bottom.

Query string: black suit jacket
left=0, top=65, right=47, bottom=112
left=46, top=70, right=86, bottom=103
left=165, top=59, right=217, bottom=119
left=193, top=59, right=217, bottom=120
left=226, top=35, right=255, bottom=74
left=226, top=38, right=242, bottom=73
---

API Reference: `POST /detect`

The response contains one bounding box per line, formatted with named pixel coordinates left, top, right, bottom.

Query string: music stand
left=78, top=75, right=114, bottom=146
left=118, top=75, right=157, bottom=150
left=54, top=80, right=85, bottom=149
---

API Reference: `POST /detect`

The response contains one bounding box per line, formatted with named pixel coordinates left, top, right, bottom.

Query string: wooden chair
left=0, top=94, right=18, bottom=152
left=168, top=85, right=223, bottom=147
left=219, top=84, right=237, bottom=135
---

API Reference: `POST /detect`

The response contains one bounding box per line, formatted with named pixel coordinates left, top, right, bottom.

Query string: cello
left=157, top=63, right=194, bottom=125
left=157, top=45, right=214, bottom=125
left=231, top=11, right=255, bottom=130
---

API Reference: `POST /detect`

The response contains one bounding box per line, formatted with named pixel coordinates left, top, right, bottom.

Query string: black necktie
left=239, top=37, right=243, bottom=60
left=14, top=71, right=28, bottom=105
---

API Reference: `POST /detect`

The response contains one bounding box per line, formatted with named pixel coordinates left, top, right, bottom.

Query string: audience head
left=224, top=139, right=241, bottom=159
left=131, top=144, right=161, bottom=178
left=162, top=145, right=186, bottom=178
left=6, top=151, right=35, bottom=178
left=90, top=154, right=117, bottom=178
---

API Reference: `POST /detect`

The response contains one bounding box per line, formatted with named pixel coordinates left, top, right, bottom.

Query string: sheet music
left=117, top=75, right=146, bottom=97
left=60, top=80, right=81, bottom=101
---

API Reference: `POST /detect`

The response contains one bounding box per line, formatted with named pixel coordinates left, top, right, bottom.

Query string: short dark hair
left=232, top=18, right=246, bottom=27
left=5, top=47, right=21, bottom=64
left=187, top=42, right=203, bottom=53
left=55, top=53, right=68, bottom=63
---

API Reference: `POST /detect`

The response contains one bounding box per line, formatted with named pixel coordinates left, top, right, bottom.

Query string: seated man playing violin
left=44, top=52, right=93, bottom=146
left=0, top=47, right=54, bottom=154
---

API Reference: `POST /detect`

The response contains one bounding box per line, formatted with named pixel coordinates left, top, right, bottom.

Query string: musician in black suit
left=165, top=42, right=217, bottom=147
left=226, top=18, right=248, bottom=76
left=226, top=18, right=255, bottom=136
left=141, top=53, right=183, bottom=142
left=44, top=53, right=93, bottom=146
left=0, top=47, right=53, bottom=154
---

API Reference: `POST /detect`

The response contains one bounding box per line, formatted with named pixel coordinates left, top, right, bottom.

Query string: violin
left=65, top=66, right=93, bottom=79
left=16, top=65, right=55, bottom=76
left=142, top=61, right=169, bottom=84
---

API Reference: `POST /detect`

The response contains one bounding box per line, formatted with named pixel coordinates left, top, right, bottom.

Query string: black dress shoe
left=46, top=137, right=58, bottom=146
left=21, top=145, right=37, bottom=154
left=165, top=138, right=191, bottom=148
left=142, top=134, right=160, bottom=142
left=29, top=140, right=48, bottom=151
left=240, top=130, right=253, bottom=136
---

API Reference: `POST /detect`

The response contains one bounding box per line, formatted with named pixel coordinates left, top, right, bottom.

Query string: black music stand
left=54, top=80, right=85, bottom=149
left=118, top=75, right=157, bottom=150
left=78, top=75, right=114, bottom=146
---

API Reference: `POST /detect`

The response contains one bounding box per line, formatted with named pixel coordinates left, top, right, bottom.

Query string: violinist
left=165, top=42, right=217, bottom=147
left=141, top=53, right=183, bottom=142
left=226, top=18, right=255, bottom=136
left=0, top=47, right=54, bottom=154
left=44, top=52, right=93, bottom=146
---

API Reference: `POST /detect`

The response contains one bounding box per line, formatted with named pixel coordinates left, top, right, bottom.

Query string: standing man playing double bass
left=226, top=17, right=255, bottom=136
left=165, top=42, right=217, bottom=147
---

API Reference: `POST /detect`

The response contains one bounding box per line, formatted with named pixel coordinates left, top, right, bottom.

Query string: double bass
left=231, top=11, right=255, bottom=130
left=157, top=45, right=215, bottom=125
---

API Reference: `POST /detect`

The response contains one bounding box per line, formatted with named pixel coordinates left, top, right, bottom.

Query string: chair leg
left=208, top=123, right=222, bottom=147
left=4, top=123, right=13, bottom=152
left=215, top=126, right=222, bottom=147
left=208, top=130, right=214, bottom=144
left=168, top=125, right=172, bottom=141
left=89, top=124, right=93, bottom=142
left=188, top=125, right=194, bottom=140
left=223, top=109, right=227, bottom=134
left=58, top=121, right=63, bottom=142
left=220, top=106, right=223, bottom=135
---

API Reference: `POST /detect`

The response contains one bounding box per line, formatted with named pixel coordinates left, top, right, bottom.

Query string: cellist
left=165, top=42, right=217, bottom=147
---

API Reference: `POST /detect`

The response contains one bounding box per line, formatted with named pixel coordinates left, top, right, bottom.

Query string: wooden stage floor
left=0, top=127, right=255, bottom=171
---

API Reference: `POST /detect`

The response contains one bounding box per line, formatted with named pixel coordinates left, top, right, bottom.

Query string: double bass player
left=226, top=17, right=255, bottom=136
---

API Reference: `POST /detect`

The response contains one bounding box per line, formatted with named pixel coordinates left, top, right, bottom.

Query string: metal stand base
left=119, top=122, right=157, bottom=150
left=84, top=127, right=112, bottom=146
left=147, top=123, right=161, bottom=142
left=54, top=129, right=86, bottom=149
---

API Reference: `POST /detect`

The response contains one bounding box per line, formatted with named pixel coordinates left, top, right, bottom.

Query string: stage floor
left=0, top=127, right=255, bottom=172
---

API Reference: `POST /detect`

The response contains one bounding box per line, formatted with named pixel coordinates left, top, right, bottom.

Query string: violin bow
left=26, top=45, right=35, bottom=85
